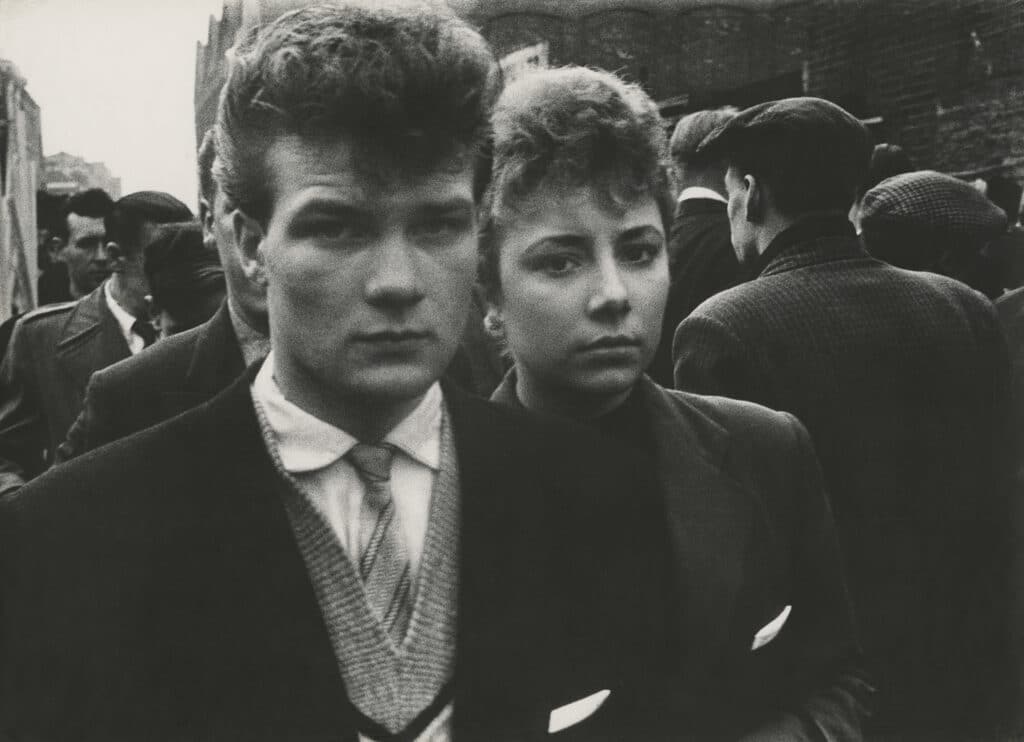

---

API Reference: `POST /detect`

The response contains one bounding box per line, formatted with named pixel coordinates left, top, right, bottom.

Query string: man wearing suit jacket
left=54, top=132, right=269, bottom=464
left=672, top=97, right=1016, bottom=739
left=649, top=108, right=741, bottom=386
left=0, top=191, right=192, bottom=496
left=0, top=5, right=691, bottom=740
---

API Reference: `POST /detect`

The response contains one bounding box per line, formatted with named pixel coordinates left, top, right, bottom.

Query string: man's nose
left=364, top=235, right=425, bottom=307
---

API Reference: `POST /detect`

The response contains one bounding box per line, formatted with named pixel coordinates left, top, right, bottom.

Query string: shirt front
left=678, top=186, right=728, bottom=205
left=251, top=353, right=441, bottom=578
left=104, top=282, right=147, bottom=355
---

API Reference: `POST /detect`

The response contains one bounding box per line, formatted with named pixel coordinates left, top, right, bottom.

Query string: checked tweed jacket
left=672, top=215, right=1016, bottom=739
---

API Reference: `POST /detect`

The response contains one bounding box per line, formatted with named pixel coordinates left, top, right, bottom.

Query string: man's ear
left=744, top=174, right=766, bottom=224
left=234, top=210, right=268, bottom=288
left=199, top=198, right=215, bottom=248
left=105, top=241, right=127, bottom=272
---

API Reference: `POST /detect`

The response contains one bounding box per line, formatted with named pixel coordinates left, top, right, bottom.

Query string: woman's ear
left=234, top=210, right=268, bottom=288
left=483, top=306, right=505, bottom=341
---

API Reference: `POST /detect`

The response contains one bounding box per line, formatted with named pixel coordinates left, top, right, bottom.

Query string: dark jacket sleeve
left=742, top=413, right=872, bottom=742
left=53, top=372, right=114, bottom=465
left=0, top=321, right=44, bottom=497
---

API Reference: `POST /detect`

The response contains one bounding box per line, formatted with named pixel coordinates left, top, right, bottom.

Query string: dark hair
left=859, top=143, right=914, bottom=199
left=144, top=222, right=226, bottom=323
left=197, top=129, right=217, bottom=205
left=214, top=1, right=501, bottom=224
left=478, top=66, right=673, bottom=300
left=669, top=107, right=737, bottom=169
left=105, top=191, right=194, bottom=255
left=698, top=96, right=872, bottom=216
left=53, top=188, right=114, bottom=242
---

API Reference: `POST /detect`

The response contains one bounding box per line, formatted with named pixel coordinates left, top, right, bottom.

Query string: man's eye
left=415, top=217, right=469, bottom=238
left=297, top=221, right=366, bottom=240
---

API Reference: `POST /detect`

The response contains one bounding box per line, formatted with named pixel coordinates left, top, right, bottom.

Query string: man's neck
left=273, top=361, right=427, bottom=442
left=107, top=272, right=149, bottom=320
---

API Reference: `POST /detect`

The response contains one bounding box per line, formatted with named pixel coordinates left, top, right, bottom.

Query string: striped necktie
left=347, top=442, right=412, bottom=644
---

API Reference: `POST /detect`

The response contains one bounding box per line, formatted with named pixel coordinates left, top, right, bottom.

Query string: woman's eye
left=620, top=242, right=660, bottom=265
left=536, top=254, right=579, bottom=275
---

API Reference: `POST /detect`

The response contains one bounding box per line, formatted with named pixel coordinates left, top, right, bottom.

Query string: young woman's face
left=491, top=186, right=669, bottom=401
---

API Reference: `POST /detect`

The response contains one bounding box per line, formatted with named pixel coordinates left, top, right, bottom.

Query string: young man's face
left=256, top=134, right=478, bottom=408
left=60, top=213, right=110, bottom=297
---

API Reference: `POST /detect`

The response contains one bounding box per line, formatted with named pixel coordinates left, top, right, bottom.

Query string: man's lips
left=355, top=329, right=433, bottom=343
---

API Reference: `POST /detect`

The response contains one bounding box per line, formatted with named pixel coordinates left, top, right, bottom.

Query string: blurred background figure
left=143, top=221, right=225, bottom=339
left=850, top=143, right=914, bottom=232
left=648, top=107, right=739, bottom=387
left=860, top=170, right=1007, bottom=299
left=0, top=190, right=191, bottom=497
left=50, top=188, right=115, bottom=301
left=56, top=132, right=266, bottom=465
left=35, top=190, right=72, bottom=306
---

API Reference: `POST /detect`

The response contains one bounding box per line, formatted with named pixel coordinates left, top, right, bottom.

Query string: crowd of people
left=0, top=1, right=1021, bottom=740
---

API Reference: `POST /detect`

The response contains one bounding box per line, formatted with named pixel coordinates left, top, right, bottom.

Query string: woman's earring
left=483, top=309, right=505, bottom=338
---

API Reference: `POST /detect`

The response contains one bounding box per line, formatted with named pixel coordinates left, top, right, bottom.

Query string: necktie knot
left=131, top=319, right=157, bottom=348
left=347, top=443, right=395, bottom=490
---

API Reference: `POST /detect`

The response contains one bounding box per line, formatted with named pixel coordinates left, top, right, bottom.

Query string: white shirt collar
left=252, top=351, right=442, bottom=474
left=104, top=280, right=142, bottom=350
left=678, top=186, right=728, bottom=205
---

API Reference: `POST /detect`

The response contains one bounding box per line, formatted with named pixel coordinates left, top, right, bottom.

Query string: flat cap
left=696, top=97, right=872, bottom=213
left=860, top=170, right=1007, bottom=244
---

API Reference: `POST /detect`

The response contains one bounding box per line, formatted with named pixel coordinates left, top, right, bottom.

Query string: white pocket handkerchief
left=548, top=689, right=611, bottom=734
left=751, top=604, right=792, bottom=650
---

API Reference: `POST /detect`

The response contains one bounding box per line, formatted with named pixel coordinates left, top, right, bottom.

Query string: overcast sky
left=0, top=0, right=225, bottom=210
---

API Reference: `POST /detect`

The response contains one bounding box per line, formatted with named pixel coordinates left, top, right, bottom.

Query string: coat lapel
left=160, top=303, right=245, bottom=418
left=184, top=367, right=356, bottom=736
left=54, top=285, right=129, bottom=397
left=635, top=377, right=753, bottom=681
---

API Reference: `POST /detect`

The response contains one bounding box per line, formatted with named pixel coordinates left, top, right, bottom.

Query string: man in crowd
left=672, top=97, right=1016, bottom=738
left=0, top=191, right=191, bottom=496
left=56, top=131, right=268, bottom=463
left=142, top=221, right=226, bottom=338
left=649, top=108, right=740, bottom=386
left=50, top=188, right=114, bottom=300
left=0, top=5, right=689, bottom=738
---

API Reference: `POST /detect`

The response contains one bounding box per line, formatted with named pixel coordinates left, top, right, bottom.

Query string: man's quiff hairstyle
left=214, top=1, right=501, bottom=224
left=479, top=66, right=674, bottom=299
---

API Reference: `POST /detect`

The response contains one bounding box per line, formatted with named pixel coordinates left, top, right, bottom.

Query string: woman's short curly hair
left=214, top=1, right=501, bottom=224
left=478, top=66, right=673, bottom=299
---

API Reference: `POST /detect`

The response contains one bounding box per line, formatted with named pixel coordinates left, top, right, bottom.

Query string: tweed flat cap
left=695, top=96, right=872, bottom=213
left=860, top=170, right=1007, bottom=243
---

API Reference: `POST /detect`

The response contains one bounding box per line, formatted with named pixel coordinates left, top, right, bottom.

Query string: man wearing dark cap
left=649, top=107, right=741, bottom=386
left=0, top=191, right=192, bottom=496
left=672, top=97, right=1016, bottom=739
left=860, top=169, right=1007, bottom=299
left=55, top=133, right=270, bottom=465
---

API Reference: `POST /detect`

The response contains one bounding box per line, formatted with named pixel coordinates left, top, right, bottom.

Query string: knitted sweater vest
left=253, top=398, right=460, bottom=736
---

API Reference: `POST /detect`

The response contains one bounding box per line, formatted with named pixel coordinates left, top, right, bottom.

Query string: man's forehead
left=266, top=134, right=475, bottom=191
left=66, top=212, right=105, bottom=237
